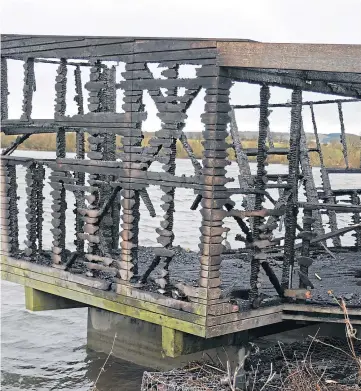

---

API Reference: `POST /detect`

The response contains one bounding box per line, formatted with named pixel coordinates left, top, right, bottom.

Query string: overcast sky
left=1, top=0, right=361, bottom=135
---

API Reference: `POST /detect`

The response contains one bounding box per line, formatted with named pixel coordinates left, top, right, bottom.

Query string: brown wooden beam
left=218, top=42, right=361, bottom=73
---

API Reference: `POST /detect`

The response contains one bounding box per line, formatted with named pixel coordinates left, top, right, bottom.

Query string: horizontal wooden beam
left=206, top=311, right=283, bottom=338
left=233, top=98, right=361, bottom=110
left=1, top=257, right=206, bottom=325
left=283, top=303, right=361, bottom=316
left=236, top=68, right=361, bottom=84
left=282, top=313, right=361, bottom=325
left=326, top=168, right=361, bottom=174
left=218, top=42, right=361, bottom=73
left=2, top=269, right=206, bottom=336
left=227, top=68, right=361, bottom=98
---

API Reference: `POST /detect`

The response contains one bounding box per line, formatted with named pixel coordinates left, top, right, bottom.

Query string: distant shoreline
left=1, top=133, right=360, bottom=169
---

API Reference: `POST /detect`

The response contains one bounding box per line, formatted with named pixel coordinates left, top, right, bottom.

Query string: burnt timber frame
left=1, top=35, right=361, bottom=357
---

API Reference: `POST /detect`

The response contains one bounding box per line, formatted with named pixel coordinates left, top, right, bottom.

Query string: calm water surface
left=1, top=151, right=360, bottom=390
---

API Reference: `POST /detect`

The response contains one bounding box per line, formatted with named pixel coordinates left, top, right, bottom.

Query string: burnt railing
left=1, top=35, right=361, bottom=315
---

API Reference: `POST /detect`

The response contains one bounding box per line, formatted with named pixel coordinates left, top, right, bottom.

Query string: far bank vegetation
left=1, top=132, right=360, bottom=168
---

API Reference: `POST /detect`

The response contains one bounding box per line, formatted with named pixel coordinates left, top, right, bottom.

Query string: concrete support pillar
left=86, top=307, right=247, bottom=370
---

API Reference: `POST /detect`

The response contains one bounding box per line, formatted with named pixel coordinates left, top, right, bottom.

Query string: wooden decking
left=2, top=256, right=360, bottom=345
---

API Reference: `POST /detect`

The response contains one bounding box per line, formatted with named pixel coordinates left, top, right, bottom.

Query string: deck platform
left=2, top=254, right=360, bottom=358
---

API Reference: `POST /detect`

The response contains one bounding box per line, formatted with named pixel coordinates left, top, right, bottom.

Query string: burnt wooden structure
left=1, top=34, right=361, bottom=357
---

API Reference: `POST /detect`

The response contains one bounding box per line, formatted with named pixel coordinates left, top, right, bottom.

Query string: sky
left=1, top=0, right=361, bottom=136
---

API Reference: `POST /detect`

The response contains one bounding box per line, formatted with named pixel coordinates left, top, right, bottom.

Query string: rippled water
left=1, top=151, right=359, bottom=390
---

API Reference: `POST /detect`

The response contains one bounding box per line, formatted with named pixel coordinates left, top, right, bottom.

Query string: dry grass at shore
left=140, top=295, right=360, bottom=391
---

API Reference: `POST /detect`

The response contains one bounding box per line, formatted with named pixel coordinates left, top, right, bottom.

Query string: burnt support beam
left=228, top=68, right=361, bottom=98
left=249, top=84, right=270, bottom=304
left=1, top=134, right=31, bottom=156
left=282, top=89, right=302, bottom=289
left=232, top=98, right=360, bottom=109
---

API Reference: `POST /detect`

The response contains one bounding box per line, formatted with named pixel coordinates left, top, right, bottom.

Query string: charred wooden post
left=229, top=107, right=255, bottom=230
left=20, top=58, right=35, bottom=121
left=337, top=101, right=349, bottom=169
left=299, top=208, right=313, bottom=289
left=351, top=191, right=361, bottom=249
left=107, top=66, right=121, bottom=251
left=24, top=163, right=38, bottom=257
left=83, top=61, right=104, bottom=258
left=35, top=164, right=45, bottom=252
left=117, top=60, right=145, bottom=281
left=1, top=57, right=8, bottom=120
left=197, top=67, right=232, bottom=302
left=51, top=59, right=68, bottom=267
left=153, top=65, right=179, bottom=290
left=0, top=161, right=19, bottom=256
left=98, top=65, right=117, bottom=254
left=50, top=169, right=67, bottom=266
left=24, top=162, right=44, bottom=256
left=282, top=89, right=303, bottom=289
left=309, top=103, right=340, bottom=246
left=299, top=123, right=324, bottom=237
left=249, top=85, right=270, bottom=304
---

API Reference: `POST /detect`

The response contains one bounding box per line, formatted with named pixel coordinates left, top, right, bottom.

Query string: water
left=1, top=151, right=360, bottom=390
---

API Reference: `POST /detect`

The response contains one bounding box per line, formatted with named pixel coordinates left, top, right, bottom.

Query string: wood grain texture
left=218, top=42, right=361, bottom=73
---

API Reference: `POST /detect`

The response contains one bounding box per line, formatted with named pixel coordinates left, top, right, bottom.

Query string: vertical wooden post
left=51, top=58, right=68, bottom=267
left=282, top=89, right=302, bottom=289
left=50, top=170, right=67, bottom=266
left=0, top=161, right=19, bottom=256
left=24, top=163, right=38, bottom=257
left=1, top=57, right=8, bottom=120
left=309, top=104, right=340, bottom=247
left=98, top=65, right=117, bottom=254
left=299, top=208, right=312, bottom=288
left=198, top=67, right=232, bottom=300
left=74, top=65, right=86, bottom=254
left=351, top=192, right=361, bottom=250
left=117, top=59, right=144, bottom=281
left=250, top=85, right=270, bottom=303
left=20, top=58, right=35, bottom=121
left=35, top=164, right=45, bottom=252
left=153, top=64, right=179, bottom=289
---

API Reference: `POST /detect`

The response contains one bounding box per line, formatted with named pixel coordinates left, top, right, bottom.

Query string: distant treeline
left=1, top=132, right=360, bottom=168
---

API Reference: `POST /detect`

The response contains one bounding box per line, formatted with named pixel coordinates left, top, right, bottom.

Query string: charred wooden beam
left=1, top=134, right=31, bottom=156
left=295, top=223, right=361, bottom=249
left=228, top=68, right=361, bottom=98
left=325, top=168, right=361, bottom=174
left=233, top=98, right=360, bottom=109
